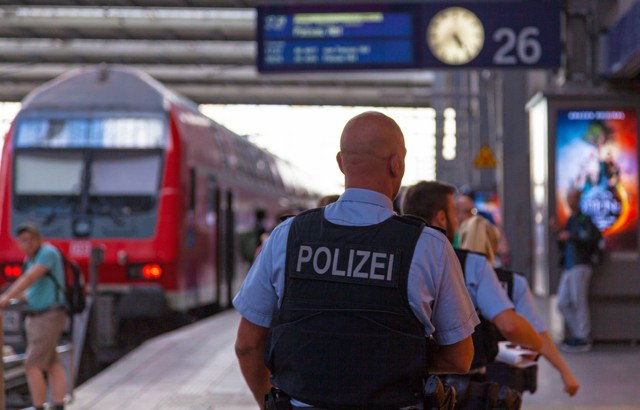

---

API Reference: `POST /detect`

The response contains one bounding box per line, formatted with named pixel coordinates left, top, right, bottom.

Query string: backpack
left=45, top=248, right=87, bottom=315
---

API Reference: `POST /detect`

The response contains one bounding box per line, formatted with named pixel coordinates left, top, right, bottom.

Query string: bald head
left=337, top=111, right=407, bottom=199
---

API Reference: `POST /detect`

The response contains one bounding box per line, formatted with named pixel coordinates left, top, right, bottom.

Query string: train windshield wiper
left=93, top=197, right=125, bottom=226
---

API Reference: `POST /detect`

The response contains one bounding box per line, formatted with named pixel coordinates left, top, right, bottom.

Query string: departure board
left=257, top=6, right=418, bottom=72
left=257, top=2, right=562, bottom=72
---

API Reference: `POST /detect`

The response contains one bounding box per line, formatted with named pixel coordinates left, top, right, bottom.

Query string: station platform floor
left=65, top=309, right=640, bottom=410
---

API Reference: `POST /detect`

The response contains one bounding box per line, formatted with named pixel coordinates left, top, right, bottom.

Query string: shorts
left=24, top=308, right=67, bottom=369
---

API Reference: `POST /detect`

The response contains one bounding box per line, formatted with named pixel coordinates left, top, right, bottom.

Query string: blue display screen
left=263, top=12, right=412, bottom=39
left=258, top=7, right=417, bottom=71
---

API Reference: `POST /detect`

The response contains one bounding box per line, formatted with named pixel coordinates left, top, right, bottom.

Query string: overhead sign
left=256, top=1, right=561, bottom=72
left=258, top=4, right=419, bottom=72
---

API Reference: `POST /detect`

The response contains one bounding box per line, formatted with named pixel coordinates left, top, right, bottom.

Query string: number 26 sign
left=423, top=2, right=561, bottom=68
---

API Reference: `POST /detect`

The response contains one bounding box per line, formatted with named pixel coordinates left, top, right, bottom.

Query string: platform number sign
left=493, top=26, right=542, bottom=65
left=423, top=2, right=561, bottom=68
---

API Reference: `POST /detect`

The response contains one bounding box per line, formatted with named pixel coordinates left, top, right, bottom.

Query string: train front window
left=12, top=115, right=166, bottom=238
left=89, top=152, right=162, bottom=213
left=16, top=117, right=166, bottom=148
left=14, top=151, right=83, bottom=212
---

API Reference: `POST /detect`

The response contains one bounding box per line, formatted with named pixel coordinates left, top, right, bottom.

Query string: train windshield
left=88, top=151, right=161, bottom=213
left=12, top=115, right=166, bottom=238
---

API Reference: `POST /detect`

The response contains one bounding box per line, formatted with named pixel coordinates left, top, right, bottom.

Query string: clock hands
left=452, top=33, right=472, bottom=58
left=452, top=33, right=471, bottom=57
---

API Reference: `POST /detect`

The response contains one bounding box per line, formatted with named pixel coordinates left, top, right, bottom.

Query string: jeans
left=557, top=264, right=592, bottom=340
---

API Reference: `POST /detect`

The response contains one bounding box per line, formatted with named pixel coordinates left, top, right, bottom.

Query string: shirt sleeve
left=471, top=256, right=514, bottom=321
left=409, top=229, right=479, bottom=345
left=512, top=273, right=546, bottom=332
left=232, top=221, right=291, bottom=328
left=34, top=246, right=56, bottom=271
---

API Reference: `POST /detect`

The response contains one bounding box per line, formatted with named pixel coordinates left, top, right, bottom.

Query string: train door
left=209, top=179, right=223, bottom=308
left=215, top=188, right=235, bottom=309
left=225, top=190, right=235, bottom=307
left=203, top=175, right=218, bottom=310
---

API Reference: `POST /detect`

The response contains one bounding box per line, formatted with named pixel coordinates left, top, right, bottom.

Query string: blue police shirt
left=233, top=188, right=479, bottom=345
left=462, top=252, right=514, bottom=321
left=511, top=273, right=546, bottom=333
left=23, top=243, right=65, bottom=311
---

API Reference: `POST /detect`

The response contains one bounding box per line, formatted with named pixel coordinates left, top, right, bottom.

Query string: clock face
left=427, top=7, right=485, bottom=65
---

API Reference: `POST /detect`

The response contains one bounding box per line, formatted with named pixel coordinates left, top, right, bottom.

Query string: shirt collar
left=339, top=188, right=394, bottom=210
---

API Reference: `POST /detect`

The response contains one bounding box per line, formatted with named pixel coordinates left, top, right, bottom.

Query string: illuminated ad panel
left=556, top=109, right=638, bottom=251
left=475, top=191, right=501, bottom=226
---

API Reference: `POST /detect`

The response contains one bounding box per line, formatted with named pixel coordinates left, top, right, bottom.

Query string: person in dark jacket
left=556, top=188, right=602, bottom=352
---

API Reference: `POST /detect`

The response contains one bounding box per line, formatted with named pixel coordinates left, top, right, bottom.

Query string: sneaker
left=560, top=338, right=592, bottom=353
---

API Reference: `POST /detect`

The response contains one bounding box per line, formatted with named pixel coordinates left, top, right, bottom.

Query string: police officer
left=402, top=181, right=543, bottom=409
left=491, top=267, right=580, bottom=396
left=453, top=190, right=580, bottom=397
left=233, top=112, right=479, bottom=409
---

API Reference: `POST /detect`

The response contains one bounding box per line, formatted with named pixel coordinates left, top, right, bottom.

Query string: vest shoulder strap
left=494, top=268, right=515, bottom=301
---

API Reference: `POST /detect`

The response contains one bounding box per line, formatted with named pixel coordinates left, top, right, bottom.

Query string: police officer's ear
left=434, top=209, right=447, bottom=229
left=389, top=154, right=403, bottom=177
left=336, top=152, right=345, bottom=175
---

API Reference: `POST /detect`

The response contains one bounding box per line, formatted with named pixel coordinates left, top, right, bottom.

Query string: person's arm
left=539, top=331, right=579, bottom=396
left=235, top=317, right=272, bottom=406
left=0, top=263, right=48, bottom=309
left=427, top=336, right=474, bottom=374
left=492, top=309, right=542, bottom=351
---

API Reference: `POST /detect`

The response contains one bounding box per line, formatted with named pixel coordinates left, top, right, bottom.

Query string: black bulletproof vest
left=266, top=208, right=427, bottom=409
left=454, top=248, right=500, bottom=370
left=493, top=267, right=518, bottom=342
left=494, top=268, right=515, bottom=301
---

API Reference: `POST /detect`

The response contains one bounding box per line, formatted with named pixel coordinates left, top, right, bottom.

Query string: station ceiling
left=0, top=1, right=437, bottom=106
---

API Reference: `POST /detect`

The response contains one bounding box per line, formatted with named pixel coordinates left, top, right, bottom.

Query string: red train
left=0, top=65, right=315, bottom=367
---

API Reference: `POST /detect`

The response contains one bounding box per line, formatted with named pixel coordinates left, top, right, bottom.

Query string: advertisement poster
left=475, top=191, right=501, bottom=226
left=556, top=109, right=638, bottom=251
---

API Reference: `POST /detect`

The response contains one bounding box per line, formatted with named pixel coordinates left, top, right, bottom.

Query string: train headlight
left=127, top=263, right=163, bottom=280
left=2, top=264, right=22, bottom=280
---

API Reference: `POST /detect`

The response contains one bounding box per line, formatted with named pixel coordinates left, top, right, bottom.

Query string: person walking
left=0, top=222, right=68, bottom=410
left=233, top=111, right=479, bottom=408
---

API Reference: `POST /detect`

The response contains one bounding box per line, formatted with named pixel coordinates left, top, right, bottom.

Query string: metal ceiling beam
left=0, top=81, right=434, bottom=107
left=0, top=7, right=255, bottom=40
left=1, top=1, right=259, bottom=7
left=0, top=38, right=254, bottom=64
left=0, top=63, right=435, bottom=87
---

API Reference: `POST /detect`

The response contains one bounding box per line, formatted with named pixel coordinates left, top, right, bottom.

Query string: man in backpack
left=0, top=222, right=67, bottom=410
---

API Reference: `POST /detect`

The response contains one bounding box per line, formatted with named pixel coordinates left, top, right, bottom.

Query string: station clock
left=427, top=7, right=485, bottom=65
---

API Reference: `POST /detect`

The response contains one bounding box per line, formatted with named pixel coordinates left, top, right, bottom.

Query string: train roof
left=20, top=64, right=197, bottom=113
